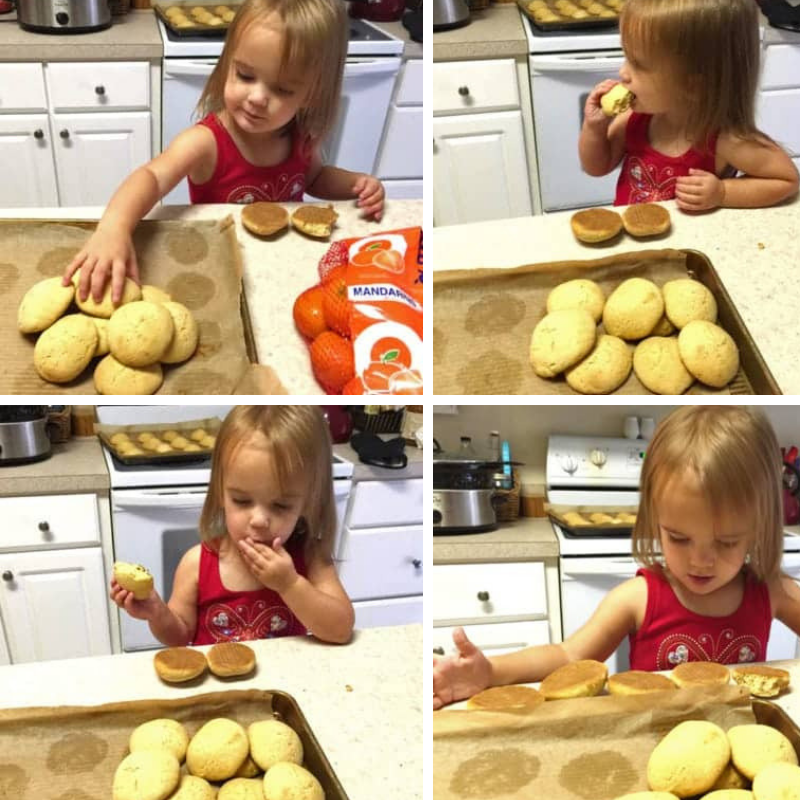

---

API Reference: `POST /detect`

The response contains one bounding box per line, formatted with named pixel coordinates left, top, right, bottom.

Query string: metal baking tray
left=516, top=0, right=620, bottom=32
left=95, top=418, right=220, bottom=465
left=546, top=504, right=637, bottom=537
left=153, top=0, right=241, bottom=37
left=753, top=698, right=800, bottom=758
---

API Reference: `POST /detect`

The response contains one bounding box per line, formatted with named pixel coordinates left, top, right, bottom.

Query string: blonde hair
left=632, top=406, right=784, bottom=582
left=196, top=0, right=347, bottom=141
left=621, top=0, right=767, bottom=153
left=199, top=405, right=337, bottom=562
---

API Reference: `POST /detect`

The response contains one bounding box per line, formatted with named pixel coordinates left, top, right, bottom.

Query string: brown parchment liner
left=0, top=689, right=348, bottom=800
left=0, top=217, right=286, bottom=395
left=433, top=685, right=757, bottom=800
left=433, top=248, right=738, bottom=395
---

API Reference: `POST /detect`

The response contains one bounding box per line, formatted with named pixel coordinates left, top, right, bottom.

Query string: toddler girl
left=434, top=405, right=800, bottom=709
left=111, top=405, right=354, bottom=646
left=579, top=0, right=799, bottom=209
left=64, top=0, right=385, bottom=304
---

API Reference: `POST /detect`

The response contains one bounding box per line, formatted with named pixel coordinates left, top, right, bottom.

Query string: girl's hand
left=675, top=168, right=726, bottom=211
left=433, top=627, right=493, bottom=710
left=584, top=79, right=619, bottom=128
left=62, top=226, right=141, bottom=304
left=238, top=537, right=299, bottom=595
left=109, top=579, right=160, bottom=621
left=352, top=174, right=385, bottom=221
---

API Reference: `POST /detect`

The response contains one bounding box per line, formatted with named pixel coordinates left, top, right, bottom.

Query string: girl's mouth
left=688, top=574, right=714, bottom=586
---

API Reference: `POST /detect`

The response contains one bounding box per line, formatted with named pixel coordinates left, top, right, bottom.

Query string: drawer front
left=376, top=105, right=423, bottom=178
left=347, top=479, right=423, bottom=527
left=396, top=59, right=423, bottom=105
left=0, top=63, right=47, bottom=112
left=339, top=525, right=422, bottom=600
left=354, top=596, right=422, bottom=628
left=762, top=44, right=800, bottom=90
left=433, top=561, right=548, bottom=622
left=0, top=494, right=100, bottom=551
left=46, top=62, right=150, bottom=111
left=433, top=619, right=551, bottom=657
left=433, top=59, right=520, bottom=115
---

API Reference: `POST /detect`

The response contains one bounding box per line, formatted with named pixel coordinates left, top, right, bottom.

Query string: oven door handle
left=113, top=491, right=208, bottom=510
left=531, top=54, right=625, bottom=73
left=562, top=559, right=636, bottom=577
left=344, top=59, right=400, bottom=77
left=163, top=60, right=219, bottom=78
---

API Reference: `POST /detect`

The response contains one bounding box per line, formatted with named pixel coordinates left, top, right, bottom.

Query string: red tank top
left=628, top=567, right=771, bottom=671
left=615, top=113, right=718, bottom=206
left=192, top=537, right=308, bottom=645
left=188, top=113, right=311, bottom=204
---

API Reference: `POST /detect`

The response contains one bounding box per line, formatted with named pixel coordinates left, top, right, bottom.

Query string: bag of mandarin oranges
left=292, top=227, right=423, bottom=395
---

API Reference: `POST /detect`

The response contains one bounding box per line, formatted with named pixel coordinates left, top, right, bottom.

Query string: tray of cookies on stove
left=95, top=418, right=221, bottom=465
left=546, top=504, right=638, bottom=536
left=153, top=0, right=241, bottom=36
left=518, top=0, right=623, bottom=31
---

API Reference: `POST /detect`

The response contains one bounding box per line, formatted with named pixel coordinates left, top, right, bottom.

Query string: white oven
left=159, top=17, right=402, bottom=204
left=98, top=405, right=354, bottom=651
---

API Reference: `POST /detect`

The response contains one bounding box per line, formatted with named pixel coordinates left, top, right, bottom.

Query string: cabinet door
left=51, top=112, right=151, bottom=206
left=757, top=90, right=800, bottom=156
left=433, top=110, right=532, bottom=226
left=0, top=547, right=111, bottom=664
left=0, top=616, right=10, bottom=666
left=0, top=115, right=58, bottom=207
left=376, top=105, right=423, bottom=179
left=354, top=596, right=422, bottom=628
left=347, top=479, right=423, bottom=528
left=433, top=619, right=551, bottom=657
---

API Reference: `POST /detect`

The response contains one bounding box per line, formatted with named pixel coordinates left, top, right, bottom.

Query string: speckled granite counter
left=1, top=200, right=422, bottom=394
left=432, top=197, right=800, bottom=394
left=0, top=10, right=162, bottom=61
left=0, top=436, right=108, bottom=497
left=334, top=439, right=423, bottom=481
left=433, top=4, right=527, bottom=61
left=434, top=516, right=558, bottom=563
left=0, top=623, right=422, bottom=800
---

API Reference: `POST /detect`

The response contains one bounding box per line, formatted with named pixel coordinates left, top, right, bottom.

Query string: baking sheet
left=546, top=504, right=638, bottom=538
left=153, top=0, right=241, bottom=36
left=433, top=248, right=778, bottom=395
left=517, top=0, right=619, bottom=31
left=0, top=689, right=348, bottom=800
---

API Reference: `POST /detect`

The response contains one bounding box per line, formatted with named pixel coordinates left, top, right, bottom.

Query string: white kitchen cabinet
left=337, top=477, right=422, bottom=628
left=0, top=60, right=156, bottom=208
left=0, top=493, right=111, bottom=664
left=376, top=58, right=422, bottom=199
left=755, top=41, right=800, bottom=163
left=433, top=619, right=552, bottom=658
left=433, top=58, right=533, bottom=226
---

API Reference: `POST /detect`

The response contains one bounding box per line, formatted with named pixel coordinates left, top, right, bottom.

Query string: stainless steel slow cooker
left=433, top=455, right=505, bottom=535
left=17, top=0, right=111, bottom=34
left=0, top=406, right=52, bottom=466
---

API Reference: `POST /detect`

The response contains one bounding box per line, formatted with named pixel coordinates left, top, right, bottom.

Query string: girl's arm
left=305, top=149, right=385, bottom=220
left=578, top=79, right=630, bottom=177
left=148, top=545, right=202, bottom=646
left=63, top=125, right=217, bottom=303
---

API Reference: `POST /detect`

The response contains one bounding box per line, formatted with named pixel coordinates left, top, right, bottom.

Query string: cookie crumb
left=757, top=242, right=765, bottom=250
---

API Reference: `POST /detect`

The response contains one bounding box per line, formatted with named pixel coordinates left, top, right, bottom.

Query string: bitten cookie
left=112, top=750, right=181, bottom=800
left=727, top=724, right=798, bottom=780
left=129, top=718, right=190, bottom=762
left=291, top=204, right=338, bottom=238
left=678, top=320, right=739, bottom=388
left=546, top=279, right=605, bottom=322
left=160, top=301, right=199, bottom=364
left=113, top=561, right=154, bottom=600
left=633, top=336, right=694, bottom=395
left=94, top=354, right=164, bottom=395
left=731, top=665, right=790, bottom=698
left=18, top=276, right=75, bottom=333
left=601, top=83, right=634, bottom=116
left=646, top=720, right=729, bottom=796
left=603, top=278, right=664, bottom=340
left=73, top=273, right=142, bottom=318
left=662, top=279, right=718, bottom=329
left=109, top=301, right=175, bottom=367
left=565, top=334, right=632, bottom=394
left=248, top=719, right=303, bottom=771
left=186, top=718, right=249, bottom=781
left=530, top=308, right=597, bottom=378
left=262, top=763, right=324, bottom=800
left=33, top=313, right=98, bottom=383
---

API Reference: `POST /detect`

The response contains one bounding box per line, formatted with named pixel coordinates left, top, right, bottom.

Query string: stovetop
left=522, top=9, right=621, bottom=54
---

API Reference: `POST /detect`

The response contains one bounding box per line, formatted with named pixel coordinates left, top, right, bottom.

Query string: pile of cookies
left=559, top=510, right=637, bottom=527
left=525, top=0, right=623, bottom=23
left=163, top=4, right=236, bottom=28
left=112, top=715, right=324, bottom=800
left=107, top=427, right=215, bottom=458
left=18, top=276, right=198, bottom=394
left=529, top=276, right=740, bottom=393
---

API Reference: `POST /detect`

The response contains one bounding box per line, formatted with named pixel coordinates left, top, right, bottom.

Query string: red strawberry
left=318, top=240, right=349, bottom=281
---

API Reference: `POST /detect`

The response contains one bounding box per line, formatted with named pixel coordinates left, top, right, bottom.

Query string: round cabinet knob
left=95, top=85, right=105, bottom=96
left=411, top=558, right=422, bottom=569
left=38, top=521, right=50, bottom=532
left=589, top=449, right=607, bottom=467
left=60, top=129, right=70, bottom=140
left=433, top=647, right=445, bottom=656
left=477, top=590, right=490, bottom=602
left=560, top=455, right=578, bottom=474
left=33, top=129, right=44, bottom=140
left=458, top=85, right=470, bottom=97
left=2, top=571, right=13, bottom=582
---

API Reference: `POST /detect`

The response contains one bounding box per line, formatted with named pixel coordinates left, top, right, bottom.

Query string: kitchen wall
left=434, top=404, right=800, bottom=488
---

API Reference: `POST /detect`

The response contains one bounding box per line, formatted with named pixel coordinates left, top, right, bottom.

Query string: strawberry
left=310, top=331, right=355, bottom=394
left=322, top=265, right=350, bottom=336
left=292, top=285, right=328, bottom=340
left=318, top=240, right=349, bottom=281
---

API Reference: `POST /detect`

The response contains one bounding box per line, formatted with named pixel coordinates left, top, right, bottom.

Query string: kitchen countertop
left=0, top=623, right=422, bottom=800
left=433, top=4, right=527, bottom=61
left=434, top=516, right=559, bottom=563
left=0, top=436, right=109, bottom=497
left=0, top=9, right=420, bottom=61
left=1, top=200, right=422, bottom=394
left=432, top=197, right=800, bottom=395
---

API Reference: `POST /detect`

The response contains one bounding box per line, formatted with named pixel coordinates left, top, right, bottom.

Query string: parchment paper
left=0, top=217, right=285, bottom=395
left=432, top=248, right=729, bottom=395
left=433, top=685, right=754, bottom=800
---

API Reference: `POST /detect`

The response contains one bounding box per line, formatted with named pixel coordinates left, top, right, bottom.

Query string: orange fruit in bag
left=322, top=265, right=350, bottom=336
left=309, top=331, right=354, bottom=394
left=292, top=285, right=328, bottom=340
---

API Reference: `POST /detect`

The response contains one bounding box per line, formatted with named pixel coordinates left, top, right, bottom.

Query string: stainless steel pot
left=433, top=488, right=501, bottom=534
left=0, top=406, right=52, bottom=466
left=17, top=0, right=111, bottom=34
